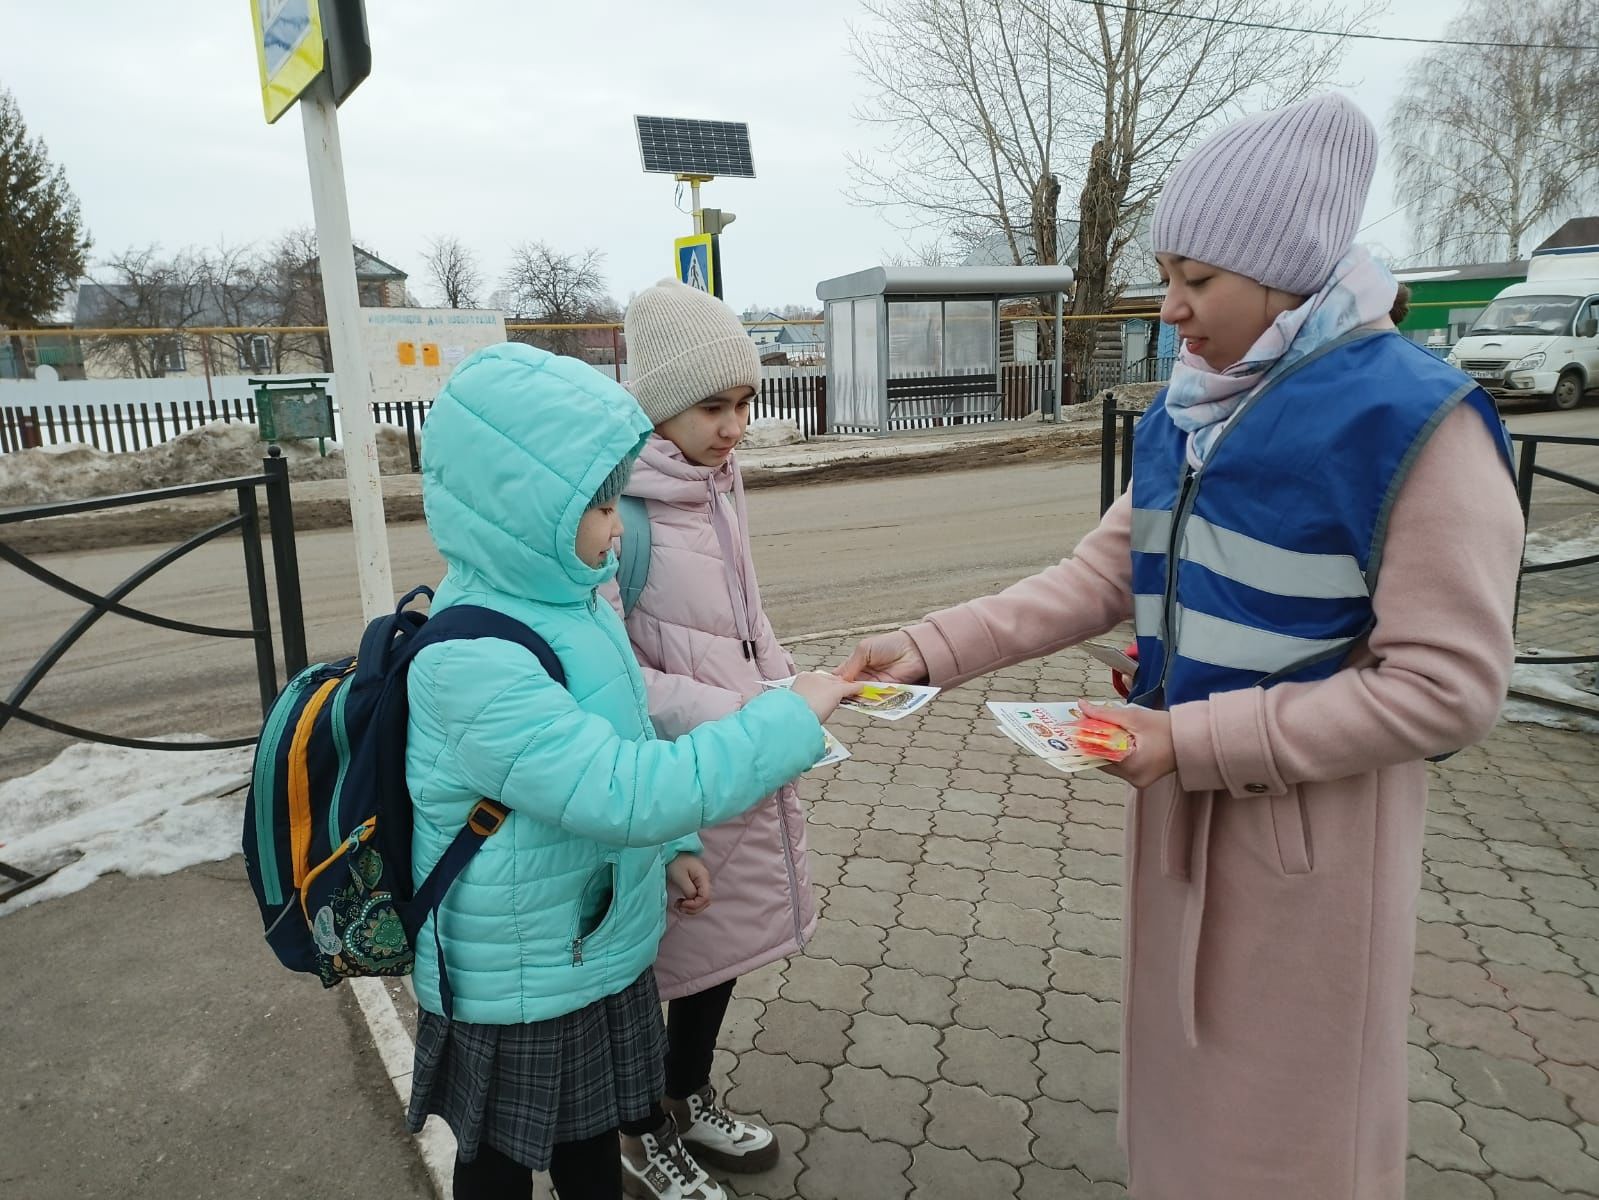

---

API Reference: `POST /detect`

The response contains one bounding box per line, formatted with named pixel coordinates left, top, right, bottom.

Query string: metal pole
left=691, top=180, right=703, bottom=234
left=402, top=400, right=420, bottom=473
left=200, top=338, right=216, bottom=411
left=264, top=451, right=309, bottom=678
left=300, top=75, right=394, bottom=625
left=1099, top=394, right=1116, bottom=515
left=237, top=485, right=280, bottom=714
left=1120, top=413, right=1135, bottom=494
left=1512, top=437, right=1537, bottom=637
left=1053, top=292, right=1065, bottom=424
left=611, top=326, right=622, bottom=383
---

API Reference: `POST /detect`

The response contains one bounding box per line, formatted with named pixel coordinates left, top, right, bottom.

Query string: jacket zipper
left=570, top=860, right=615, bottom=966
left=775, top=791, right=807, bottom=949
left=1154, top=465, right=1199, bottom=700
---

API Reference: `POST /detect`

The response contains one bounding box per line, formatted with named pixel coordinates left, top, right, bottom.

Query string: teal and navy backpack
left=242, top=586, right=566, bottom=1016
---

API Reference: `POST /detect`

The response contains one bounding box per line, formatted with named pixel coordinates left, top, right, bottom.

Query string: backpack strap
left=616, top=495, right=652, bottom=617
left=388, top=603, right=568, bottom=1019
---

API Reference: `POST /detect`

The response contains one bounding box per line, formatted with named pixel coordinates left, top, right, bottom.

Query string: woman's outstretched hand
left=837, top=630, right=929, bottom=685
left=1079, top=699, right=1176, bottom=789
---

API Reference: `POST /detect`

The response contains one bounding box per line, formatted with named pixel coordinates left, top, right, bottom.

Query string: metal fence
left=0, top=453, right=308, bottom=901
left=0, top=453, right=308, bottom=753
left=1510, top=432, right=1599, bottom=673
left=1, top=372, right=833, bottom=458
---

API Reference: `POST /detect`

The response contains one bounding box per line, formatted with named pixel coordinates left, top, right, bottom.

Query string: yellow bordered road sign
left=251, top=0, right=325, bottom=124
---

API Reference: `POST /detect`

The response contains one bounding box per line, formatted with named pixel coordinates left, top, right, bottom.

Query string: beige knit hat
left=624, top=279, right=762, bottom=426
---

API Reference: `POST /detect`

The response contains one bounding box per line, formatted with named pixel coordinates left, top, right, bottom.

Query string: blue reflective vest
left=1128, top=330, right=1514, bottom=709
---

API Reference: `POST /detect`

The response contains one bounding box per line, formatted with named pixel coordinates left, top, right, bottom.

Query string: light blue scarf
left=1164, top=246, right=1398, bottom=461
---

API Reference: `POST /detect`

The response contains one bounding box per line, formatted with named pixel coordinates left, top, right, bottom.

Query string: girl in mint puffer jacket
left=400, top=343, right=855, bottom=1200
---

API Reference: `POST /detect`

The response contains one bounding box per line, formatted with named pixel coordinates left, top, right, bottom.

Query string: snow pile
left=0, top=737, right=252, bottom=913
left=1523, top=513, right=1599, bottom=567
left=742, top=417, right=805, bottom=450
left=0, top=420, right=415, bottom=506
left=1504, top=659, right=1599, bottom=733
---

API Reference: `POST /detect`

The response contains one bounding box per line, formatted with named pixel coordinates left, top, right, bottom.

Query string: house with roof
left=743, top=311, right=824, bottom=365
left=69, top=245, right=410, bottom=379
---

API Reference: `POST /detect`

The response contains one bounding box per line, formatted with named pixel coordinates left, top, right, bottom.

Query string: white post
left=300, top=75, right=394, bottom=624
left=691, top=179, right=703, bottom=234
left=1053, top=291, right=1065, bottom=423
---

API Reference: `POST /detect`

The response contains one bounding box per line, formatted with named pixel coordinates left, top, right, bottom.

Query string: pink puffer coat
left=600, top=435, right=816, bottom=1001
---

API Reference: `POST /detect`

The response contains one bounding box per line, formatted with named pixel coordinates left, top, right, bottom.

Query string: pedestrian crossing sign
left=674, top=234, right=721, bottom=298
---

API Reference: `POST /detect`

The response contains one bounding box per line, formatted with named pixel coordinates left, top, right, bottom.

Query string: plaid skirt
left=404, top=970, right=667, bottom=1171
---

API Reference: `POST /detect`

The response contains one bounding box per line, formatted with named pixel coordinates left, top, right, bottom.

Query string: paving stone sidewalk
left=638, top=638, right=1599, bottom=1200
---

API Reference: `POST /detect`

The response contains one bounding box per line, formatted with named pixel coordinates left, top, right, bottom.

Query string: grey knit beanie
left=624, top=279, right=762, bottom=426
left=589, top=455, right=633, bottom=509
left=1152, top=92, right=1378, bottom=296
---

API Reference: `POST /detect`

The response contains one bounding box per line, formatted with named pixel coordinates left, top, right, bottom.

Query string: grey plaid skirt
left=404, top=970, right=667, bottom=1171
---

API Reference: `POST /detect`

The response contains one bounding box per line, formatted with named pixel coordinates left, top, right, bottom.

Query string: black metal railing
left=0, top=452, right=308, bottom=753
left=1099, top=394, right=1141, bottom=514
left=1510, top=432, right=1599, bottom=668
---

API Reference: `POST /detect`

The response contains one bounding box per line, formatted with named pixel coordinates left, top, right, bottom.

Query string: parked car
left=1448, top=244, right=1599, bottom=410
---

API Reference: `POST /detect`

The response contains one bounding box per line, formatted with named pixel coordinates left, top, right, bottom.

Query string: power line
left=1064, top=0, right=1599, bottom=53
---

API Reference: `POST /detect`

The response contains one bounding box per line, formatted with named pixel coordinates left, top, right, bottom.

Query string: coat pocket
left=571, top=859, right=619, bottom=965
left=1269, top=787, right=1314, bottom=875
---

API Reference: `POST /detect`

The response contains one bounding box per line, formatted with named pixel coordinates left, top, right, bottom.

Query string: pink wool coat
left=601, top=435, right=816, bottom=1001
left=905, top=405, right=1524, bottom=1199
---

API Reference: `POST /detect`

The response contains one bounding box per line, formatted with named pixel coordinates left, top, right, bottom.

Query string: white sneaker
left=620, top=1115, right=726, bottom=1200
left=669, top=1085, right=780, bottom=1174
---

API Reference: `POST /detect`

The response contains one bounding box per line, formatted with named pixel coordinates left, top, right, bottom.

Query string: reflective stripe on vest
left=1127, top=330, right=1514, bottom=708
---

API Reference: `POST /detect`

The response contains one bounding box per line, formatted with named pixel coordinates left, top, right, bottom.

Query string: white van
left=1447, top=244, right=1599, bottom=410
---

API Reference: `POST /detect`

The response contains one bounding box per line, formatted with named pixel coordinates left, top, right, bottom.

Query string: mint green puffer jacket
left=405, top=343, right=823, bottom=1024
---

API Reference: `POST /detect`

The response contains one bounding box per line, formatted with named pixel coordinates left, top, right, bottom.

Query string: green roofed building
left=1392, top=260, right=1528, bottom=350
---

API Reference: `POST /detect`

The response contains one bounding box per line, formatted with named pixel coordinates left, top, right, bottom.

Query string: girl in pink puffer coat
left=601, top=280, right=809, bottom=1194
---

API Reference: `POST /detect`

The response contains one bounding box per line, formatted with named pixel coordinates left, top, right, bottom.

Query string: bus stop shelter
left=816, top=265, right=1074, bottom=433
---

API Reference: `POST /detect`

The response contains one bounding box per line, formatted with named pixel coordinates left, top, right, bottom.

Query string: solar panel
left=634, top=116, right=756, bottom=179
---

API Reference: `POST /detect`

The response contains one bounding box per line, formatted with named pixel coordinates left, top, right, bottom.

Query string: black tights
left=617, top=977, right=737, bottom=1138
left=452, top=1131, right=619, bottom=1200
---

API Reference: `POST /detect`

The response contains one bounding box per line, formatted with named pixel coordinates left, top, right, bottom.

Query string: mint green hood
left=421, top=342, right=653, bottom=605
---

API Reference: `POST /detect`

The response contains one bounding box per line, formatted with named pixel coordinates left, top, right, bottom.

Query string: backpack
left=242, top=585, right=566, bottom=1017
left=616, top=495, right=652, bottom=617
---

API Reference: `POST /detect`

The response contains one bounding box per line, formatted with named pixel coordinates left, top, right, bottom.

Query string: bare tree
left=1390, top=0, right=1599, bottom=263
left=502, top=242, right=614, bottom=358
left=850, top=0, right=1373, bottom=373
left=881, top=237, right=962, bottom=268
left=81, top=246, right=212, bottom=377
left=263, top=226, right=333, bottom=371
left=422, top=235, right=483, bottom=308
left=195, top=240, right=278, bottom=375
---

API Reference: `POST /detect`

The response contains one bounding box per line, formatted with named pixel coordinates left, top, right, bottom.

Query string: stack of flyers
left=986, top=701, right=1132, bottom=775
left=762, top=677, right=941, bottom=721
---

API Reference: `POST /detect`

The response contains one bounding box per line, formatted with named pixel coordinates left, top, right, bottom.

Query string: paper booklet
left=762, top=677, right=941, bottom=722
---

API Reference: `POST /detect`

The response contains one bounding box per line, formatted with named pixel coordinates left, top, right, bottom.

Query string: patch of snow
left=0, top=737, right=252, bottom=913
left=0, top=420, right=414, bottom=506
left=1503, top=658, right=1599, bottom=732
left=741, top=418, right=805, bottom=450
left=1522, top=514, right=1599, bottom=567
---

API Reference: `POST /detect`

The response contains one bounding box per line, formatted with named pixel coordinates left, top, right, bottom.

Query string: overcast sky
left=2, top=1, right=1466, bottom=315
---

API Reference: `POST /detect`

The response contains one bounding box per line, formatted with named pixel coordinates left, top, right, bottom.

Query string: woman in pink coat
left=601, top=280, right=809, bottom=1197
left=842, top=94, right=1525, bottom=1199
